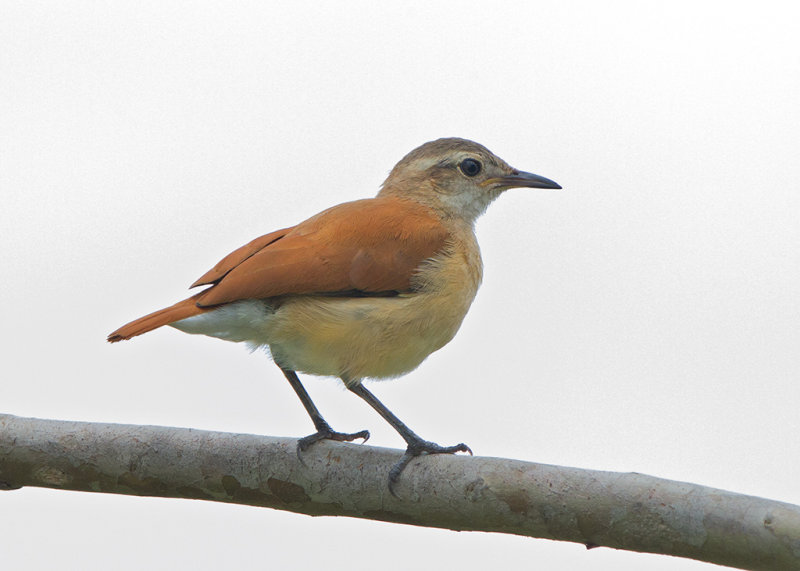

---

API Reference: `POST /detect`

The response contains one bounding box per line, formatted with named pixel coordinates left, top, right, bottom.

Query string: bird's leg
left=279, top=368, right=370, bottom=453
left=347, top=382, right=472, bottom=494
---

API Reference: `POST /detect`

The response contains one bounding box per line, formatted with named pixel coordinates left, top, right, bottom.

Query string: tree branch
left=1, top=414, right=798, bottom=569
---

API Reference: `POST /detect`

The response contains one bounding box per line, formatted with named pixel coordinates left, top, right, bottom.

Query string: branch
left=1, top=414, right=798, bottom=569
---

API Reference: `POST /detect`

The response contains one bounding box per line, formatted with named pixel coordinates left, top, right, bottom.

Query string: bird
left=108, top=137, right=561, bottom=492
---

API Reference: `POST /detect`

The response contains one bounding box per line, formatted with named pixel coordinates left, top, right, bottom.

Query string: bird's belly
left=172, top=287, right=475, bottom=383
left=266, top=291, right=473, bottom=382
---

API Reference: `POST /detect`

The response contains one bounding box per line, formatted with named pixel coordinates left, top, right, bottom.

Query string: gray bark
left=1, top=413, right=798, bottom=570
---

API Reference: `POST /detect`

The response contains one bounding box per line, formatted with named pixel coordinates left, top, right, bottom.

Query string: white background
left=1, top=2, right=798, bottom=569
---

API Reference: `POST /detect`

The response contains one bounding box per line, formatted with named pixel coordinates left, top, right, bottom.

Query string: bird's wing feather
left=195, top=197, right=448, bottom=307
left=190, top=227, right=293, bottom=288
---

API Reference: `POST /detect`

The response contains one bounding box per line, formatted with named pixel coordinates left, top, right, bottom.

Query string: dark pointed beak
left=496, top=170, right=562, bottom=190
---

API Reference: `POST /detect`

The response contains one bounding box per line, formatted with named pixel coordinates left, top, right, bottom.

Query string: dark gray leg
left=279, top=367, right=370, bottom=452
left=348, top=382, right=471, bottom=494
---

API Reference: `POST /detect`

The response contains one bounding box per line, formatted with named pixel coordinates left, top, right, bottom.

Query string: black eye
left=459, top=158, right=482, bottom=177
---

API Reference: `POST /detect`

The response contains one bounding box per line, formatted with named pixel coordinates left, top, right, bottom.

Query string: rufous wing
left=190, top=227, right=293, bottom=288
left=195, top=197, right=449, bottom=306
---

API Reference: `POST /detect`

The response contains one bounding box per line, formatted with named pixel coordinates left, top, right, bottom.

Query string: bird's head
left=379, top=138, right=561, bottom=224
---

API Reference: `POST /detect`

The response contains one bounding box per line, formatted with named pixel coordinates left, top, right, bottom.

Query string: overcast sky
left=2, top=2, right=798, bottom=569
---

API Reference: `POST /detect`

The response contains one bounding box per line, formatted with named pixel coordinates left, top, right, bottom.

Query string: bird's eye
left=459, top=158, right=482, bottom=177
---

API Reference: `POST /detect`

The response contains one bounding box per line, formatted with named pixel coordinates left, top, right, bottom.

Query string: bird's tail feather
left=107, top=293, right=209, bottom=342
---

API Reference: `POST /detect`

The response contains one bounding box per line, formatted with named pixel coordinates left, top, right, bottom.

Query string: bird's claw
left=388, top=439, right=472, bottom=496
left=296, top=428, right=370, bottom=458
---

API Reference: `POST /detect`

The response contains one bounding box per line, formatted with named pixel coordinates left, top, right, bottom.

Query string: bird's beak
left=483, top=170, right=562, bottom=190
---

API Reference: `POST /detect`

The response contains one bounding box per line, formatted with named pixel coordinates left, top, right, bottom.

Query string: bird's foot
left=296, top=426, right=370, bottom=456
left=388, top=439, right=472, bottom=496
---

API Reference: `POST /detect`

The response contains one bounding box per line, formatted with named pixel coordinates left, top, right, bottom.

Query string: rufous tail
left=107, top=293, right=209, bottom=342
